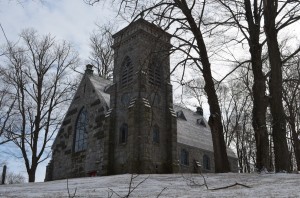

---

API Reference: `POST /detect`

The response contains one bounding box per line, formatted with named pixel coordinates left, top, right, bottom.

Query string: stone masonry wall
left=48, top=74, right=108, bottom=180
left=109, top=19, right=175, bottom=175
left=177, top=143, right=238, bottom=173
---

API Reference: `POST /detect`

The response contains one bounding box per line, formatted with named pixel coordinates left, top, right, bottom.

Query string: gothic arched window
left=119, top=123, right=128, bottom=143
left=153, top=125, right=160, bottom=143
left=148, top=59, right=161, bottom=86
left=74, top=107, right=88, bottom=152
left=203, top=154, right=211, bottom=170
left=180, top=149, right=189, bottom=166
left=121, top=56, right=133, bottom=88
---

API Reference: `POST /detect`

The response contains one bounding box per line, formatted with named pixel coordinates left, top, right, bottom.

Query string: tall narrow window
left=74, top=107, right=88, bottom=152
left=180, top=149, right=189, bottom=166
left=203, top=154, right=211, bottom=170
left=119, top=123, right=128, bottom=143
left=153, top=125, right=160, bottom=143
left=121, top=56, right=133, bottom=88
left=148, top=62, right=161, bottom=86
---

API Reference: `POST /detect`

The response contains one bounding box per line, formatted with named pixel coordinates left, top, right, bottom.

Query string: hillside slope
left=0, top=173, right=299, bottom=197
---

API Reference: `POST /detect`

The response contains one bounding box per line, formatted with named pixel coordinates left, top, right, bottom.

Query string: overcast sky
left=0, top=0, right=123, bottom=182
left=0, top=0, right=122, bottom=62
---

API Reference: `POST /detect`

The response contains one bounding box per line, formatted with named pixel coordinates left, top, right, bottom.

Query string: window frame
left=119, top=123, right=128, bottom=144
left=152, top=125, right=160, bottom=144
left=74, top=107, right=88, bottom=152
left=180, top=149, right=189, bottom=166
left=148, top=60, right=161, bottom=86
left=121, top=56, right=133, bottom=88
left=203, top=154, right=211, bottom=170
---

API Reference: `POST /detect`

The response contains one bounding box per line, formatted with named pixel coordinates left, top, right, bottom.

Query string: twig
left=198, top=171, right=208, bottom=190
left=210, top=182, right=251, bottom=191
left=108, top=174, right=150, bottom=198
left=180, top=160, right=209, bottom=190
left=108, top=187, right=122, bottom=198
left=67, top=178, right=77, bottom=198
left=156, top=187, right=168, bottom=198
left=126, top=174, right=150, bottom=197
left=0, top=23, right=9, bottom=45
left=107, top=190, right=113, bottom=198
left=181, top=165, right=251, bottom=191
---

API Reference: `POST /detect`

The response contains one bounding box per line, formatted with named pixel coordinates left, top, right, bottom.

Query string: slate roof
left=88, top=75, right=112, bottom=107
left=174, top=105, right=237, bottom=158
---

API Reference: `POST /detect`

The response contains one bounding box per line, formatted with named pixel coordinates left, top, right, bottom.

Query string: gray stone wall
left=177, top=143, right=238, bottom=173
left=107, top=19, right=175, bottom=175
left=47, top=74, right=108, bottom=180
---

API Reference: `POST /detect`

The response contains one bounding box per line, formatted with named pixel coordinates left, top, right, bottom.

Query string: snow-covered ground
left=0, top=173, right=299, bottom=197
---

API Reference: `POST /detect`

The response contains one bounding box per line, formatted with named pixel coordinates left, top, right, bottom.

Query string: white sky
left=0, top=0, right=121, bottom=60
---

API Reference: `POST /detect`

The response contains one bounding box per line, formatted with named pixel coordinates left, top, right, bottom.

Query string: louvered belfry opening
left=121, top=56, right=134, bottom=88
left=148, top=56, right=161, bottom=86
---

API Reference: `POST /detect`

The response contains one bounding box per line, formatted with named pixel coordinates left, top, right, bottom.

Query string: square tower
left=105, top=18, right=177, bottom=174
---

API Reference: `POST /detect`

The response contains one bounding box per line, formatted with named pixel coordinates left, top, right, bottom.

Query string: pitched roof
left=88, top=75, right=112, bottom=106
left=174, top=105, right=237, bottom=158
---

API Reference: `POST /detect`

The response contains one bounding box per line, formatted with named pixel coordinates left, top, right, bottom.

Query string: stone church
left=45, top=19, right=238, bottom=181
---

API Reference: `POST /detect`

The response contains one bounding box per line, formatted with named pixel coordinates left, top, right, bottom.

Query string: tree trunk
left=177, top=0, right=230, bottom=172
left=249, top=37, right=271, bottom=172
left=243, top=0, right=271, bottom=172
left=292, top=132, right=300, bottom=171
left=263, top=0, right=290, bottom=172
left=205, top=87, right=231, bottom=172
left=288, top=118, right=300, bottom=171
left=1, top=165, right=6, bottom=185
left=28, top=167, right=36, bottom=183
left=236, top=127, right=242, bottom=172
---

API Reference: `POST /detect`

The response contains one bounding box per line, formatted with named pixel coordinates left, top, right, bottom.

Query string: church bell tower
left=105, top=18, right=177, bottom=174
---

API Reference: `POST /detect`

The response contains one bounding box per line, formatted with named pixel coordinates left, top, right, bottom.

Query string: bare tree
left=89, top=23, right=114, bottom=79
left=212, top=0, right=300, bottom=172
left=0, top=29, right=79, bottom=182
left=262, top=0, right=300, bottom=172
left=5, top=172, right=25, bottom=184
left=181, top=77, right=205, bottom=107
left=0, top=87, right=16, bottom=143
left=218, top=81, right=251, bottom=146
left=230, top=69, right=257, bottom=173
left=210, top=63, right=257, bottom=173
left=282, top=55, right=300, bottom=171
left=213, top=0, right=271, bottom=172
left=180, top=69, right=256, bottom=173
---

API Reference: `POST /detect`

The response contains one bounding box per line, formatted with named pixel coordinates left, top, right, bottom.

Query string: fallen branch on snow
left=210, top=182, right=251, bottom=191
